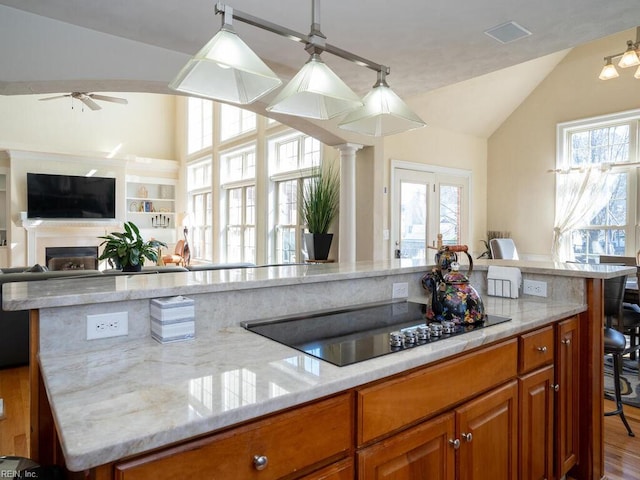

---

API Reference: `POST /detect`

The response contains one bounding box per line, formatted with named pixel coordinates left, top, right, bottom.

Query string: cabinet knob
left=562, top=338, right=571, bottom=345
left=461, top=432, right=473, bottom=442
left=253, top=455, right=269, bottom=471
left=550, top=384, right=560, bottom=392
left=537, top=346, right=548, bottom=353
left=449, top=438, right=461, bottom=449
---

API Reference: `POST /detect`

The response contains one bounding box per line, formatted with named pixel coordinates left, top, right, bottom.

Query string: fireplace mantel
left=21, top=219, right=122, bottom=266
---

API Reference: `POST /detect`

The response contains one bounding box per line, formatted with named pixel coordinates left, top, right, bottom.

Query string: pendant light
left=266, top=0, right=363, bottom=120
left=266, top=53, right=363, bottom=120
left=599, top=58, right=620, bottom=80
left=338, top=70, right=426, bottom=136
left=170, top=1, right=426, bottom=136
left=169, top=6, right=281, bottom=104
left=618, top=40, right=640, bottom=68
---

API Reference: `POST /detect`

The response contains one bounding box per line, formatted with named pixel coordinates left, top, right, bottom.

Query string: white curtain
left=552, top=167, right=617, bottom=262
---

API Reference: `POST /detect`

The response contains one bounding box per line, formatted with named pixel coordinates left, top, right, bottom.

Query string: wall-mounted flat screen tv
left=27, top=172, right=116, bottom=219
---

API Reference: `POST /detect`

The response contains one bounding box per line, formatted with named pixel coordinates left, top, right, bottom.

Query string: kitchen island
left=3, top=259, right=632, bottom=479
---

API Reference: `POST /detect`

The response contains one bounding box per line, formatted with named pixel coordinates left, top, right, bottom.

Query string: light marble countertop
left=40, top=295, right=586, bottom=471
left=3, top=259, right=634, bottom=311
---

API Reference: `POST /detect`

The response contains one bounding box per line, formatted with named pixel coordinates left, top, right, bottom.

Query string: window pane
left=440, top=185, right=461, bottom=245
left=278, top=180, right=297, bottom=225
left=570, top=124, right=630, bottom=166
left=187, top=98, right=212, bottom=154
left=227, top=226, right=242, bottom=262
left=570, top=228, right=626, bottom=263
left=244, top=226, right=255, bottom=264
left=400, top=182, right=427, bottom=260
left=587, top=173, right=626, bottom=226
left=245, top=186, right=255, bottom=225
left=277, top=227, right=297, bottom=263
left=278, top=139, right=299, bottom=172
left=228, top=188, right=242, bottom=224
left=220, top=104, right=256, bottom=141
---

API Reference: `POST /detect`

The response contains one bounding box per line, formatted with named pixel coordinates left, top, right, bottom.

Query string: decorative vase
left=304, top=233, right=333, bottom=261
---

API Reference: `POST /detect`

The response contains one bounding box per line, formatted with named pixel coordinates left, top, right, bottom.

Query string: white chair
left=490, top=238, right=519, bottom=260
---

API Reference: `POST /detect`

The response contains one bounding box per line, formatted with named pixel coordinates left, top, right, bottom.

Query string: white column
left=334, top=143, right=363, bottom=263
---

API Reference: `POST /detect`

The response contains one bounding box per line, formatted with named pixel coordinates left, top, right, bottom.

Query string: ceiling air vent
left=484, top=21, right=532, bottom=44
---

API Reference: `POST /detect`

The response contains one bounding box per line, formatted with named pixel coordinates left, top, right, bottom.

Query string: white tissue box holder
left=487, top=266, right=521, bottom=299
left=150, top=295, right=195, bottom=343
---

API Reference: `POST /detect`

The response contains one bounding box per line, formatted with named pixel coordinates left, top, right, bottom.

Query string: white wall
left=0, top=93, right=176, bottom=159
left=488, top=28, right=640, bottom=258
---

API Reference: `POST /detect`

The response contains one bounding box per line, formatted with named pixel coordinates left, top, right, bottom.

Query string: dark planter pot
left=122, top=263, right=142, bottom=273
left=304, top=233, right=333, bottom=261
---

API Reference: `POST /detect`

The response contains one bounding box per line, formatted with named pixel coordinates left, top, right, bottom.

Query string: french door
left=391, top=164, right=469, bottom=260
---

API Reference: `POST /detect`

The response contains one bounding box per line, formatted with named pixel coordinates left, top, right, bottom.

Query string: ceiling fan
left=39, top=92, right=128, bottom=111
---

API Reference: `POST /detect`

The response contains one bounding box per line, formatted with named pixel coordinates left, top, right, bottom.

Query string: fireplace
left=45, top=246, right=99, bottom=271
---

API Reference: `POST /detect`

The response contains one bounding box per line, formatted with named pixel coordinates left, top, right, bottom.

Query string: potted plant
left=98, top=221, right=167, bottom=272
left=300, top=165, right=340, bottom=261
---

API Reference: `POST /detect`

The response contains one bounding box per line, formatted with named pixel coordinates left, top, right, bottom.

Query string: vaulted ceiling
left=1, top=1, right=638, bottom=140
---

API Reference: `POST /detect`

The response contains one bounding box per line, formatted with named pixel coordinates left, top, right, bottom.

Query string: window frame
left=556, top=109, right=640, bottom=261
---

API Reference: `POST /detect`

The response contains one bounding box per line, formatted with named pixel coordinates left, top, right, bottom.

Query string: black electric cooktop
left=242, top=301, right=511, bottom=367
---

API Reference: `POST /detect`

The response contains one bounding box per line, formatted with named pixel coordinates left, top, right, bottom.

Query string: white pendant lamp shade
left=266, top=54, right=363, bottom=120
left=599, top=59, right=619, bottom=80
left=619, top=42, right=640, bottom=68
left=338, top=77, right=426, bottom=136
left=169, top=27, right=282, bottom=104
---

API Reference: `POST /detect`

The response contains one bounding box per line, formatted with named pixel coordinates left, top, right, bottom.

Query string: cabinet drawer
left=357, top=339, right=517, bottom=445
left=519, top=326, right=554, bottom=373
left=115, top=393, right=353, bottom=480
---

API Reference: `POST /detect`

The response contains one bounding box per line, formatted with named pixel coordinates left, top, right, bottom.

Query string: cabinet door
left=519, top=365, right=554, bottom=480
left=556, top=316, right=580, bottom=477
left=358, top=412, right=455, bottom=480
left=457, top=380, right=518, bottom=480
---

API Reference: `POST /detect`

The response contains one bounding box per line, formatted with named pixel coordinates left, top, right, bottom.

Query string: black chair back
left=604, top=275, right=628, bottom=327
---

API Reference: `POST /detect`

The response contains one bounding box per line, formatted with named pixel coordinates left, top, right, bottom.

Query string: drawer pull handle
left=537, top=346, right=548, bottom=353
left=253, top=455, right=269, bottom=471
left=449, top=438, right=461, bottom=449
left=461, top=432, right=473, bottom=442
left=550, top=384, right=560, bottom=392
left=562, top=338, right=571, bottom=345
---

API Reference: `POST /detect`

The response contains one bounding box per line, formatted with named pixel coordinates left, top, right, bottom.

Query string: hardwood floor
left=0, top=366, right=29, bottom=458
left=1, top=366, right=640, bottom=478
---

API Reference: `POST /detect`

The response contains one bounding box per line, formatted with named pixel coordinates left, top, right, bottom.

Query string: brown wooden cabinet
left=114, top=393, right=353, bottom=480
left=517, top=325, right=555, bottom=480
left=358, top=380, right=518, bottom=480
left=357, top=413, right=455, bottom=480
left=457, top=380, right=519, bottom=480
left=518, top=365, right=554, bottom=480
left=555, top=316, right=580, bottom=478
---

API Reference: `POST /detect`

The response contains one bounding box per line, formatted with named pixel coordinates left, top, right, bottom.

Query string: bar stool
left=603, top=274, right=635, bottom=437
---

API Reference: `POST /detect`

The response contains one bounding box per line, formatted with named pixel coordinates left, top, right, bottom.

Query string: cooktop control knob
left=442, top=321, right=456, bottom=334
left=415, top=325, right=430, bottom=341
left=429, top=323, right=443, bottom=337
left=389, top=331, right=404, bottom=347
left=403, top=330, right=417, bottom=346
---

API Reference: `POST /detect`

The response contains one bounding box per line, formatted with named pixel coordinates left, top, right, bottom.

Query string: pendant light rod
left=600, top=26, right=640, bottom=62
left=214, top=2, right=390, bottom=75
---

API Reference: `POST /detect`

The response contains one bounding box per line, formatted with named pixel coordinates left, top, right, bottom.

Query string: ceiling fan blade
left=89, top=94, right=128, bottom=105
left=39, top=95, right=70, bottom=101
left=79, top=96, right=101, bottom=111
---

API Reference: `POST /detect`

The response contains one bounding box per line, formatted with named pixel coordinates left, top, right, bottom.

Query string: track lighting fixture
left=598, top=27, right=640, bottom=81
left=170, top=1, right=425, bottom=136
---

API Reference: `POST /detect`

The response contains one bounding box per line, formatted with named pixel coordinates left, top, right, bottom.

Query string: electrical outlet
left=392, top=282, right=409, bottom=299
left=523, top=279, right=548, bottom=297
left=87, top=312, right=129, bottom=340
